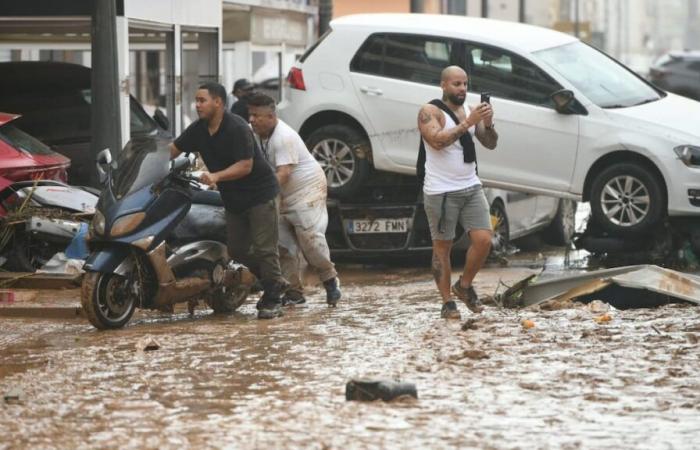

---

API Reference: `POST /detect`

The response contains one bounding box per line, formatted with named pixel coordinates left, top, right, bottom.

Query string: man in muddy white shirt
left=248, top=93, right=342, bottom=307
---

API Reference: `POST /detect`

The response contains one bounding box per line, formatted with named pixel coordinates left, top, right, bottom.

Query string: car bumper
left=326, top=201, right=433, bottom=256
left=667, top=164, right=700, bottom=215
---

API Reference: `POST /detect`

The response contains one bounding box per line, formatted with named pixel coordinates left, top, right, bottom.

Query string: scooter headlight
left=110, top=212, right=146, bottom=237
left=92, top=210, right=106, bottom=236
left=674, top=145, right=700, bottom=167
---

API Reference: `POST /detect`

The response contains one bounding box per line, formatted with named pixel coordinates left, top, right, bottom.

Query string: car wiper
left=602, top=104, right=627, bottom=109
left=633, top=97, right=659, bottom=106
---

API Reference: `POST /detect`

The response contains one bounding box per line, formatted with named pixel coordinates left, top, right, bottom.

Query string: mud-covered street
left=1, top=258, right=700, bottom=450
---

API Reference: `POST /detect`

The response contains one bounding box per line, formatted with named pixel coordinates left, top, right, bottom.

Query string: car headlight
left=110, top=212, right=146, bottom=237
left=92, top=210, right=106, bottom=236
left=674, top=145, right=700, bottom=167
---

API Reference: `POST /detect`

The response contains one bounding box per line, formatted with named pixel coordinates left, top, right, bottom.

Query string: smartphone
left=480, top=92, right=491, bottom=104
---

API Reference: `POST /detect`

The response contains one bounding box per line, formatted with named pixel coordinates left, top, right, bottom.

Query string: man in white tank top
left=417, top=66, right=498, bottom=320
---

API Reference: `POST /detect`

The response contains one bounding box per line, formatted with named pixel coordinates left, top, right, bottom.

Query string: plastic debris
left=345, top=379, right=417, bottom=402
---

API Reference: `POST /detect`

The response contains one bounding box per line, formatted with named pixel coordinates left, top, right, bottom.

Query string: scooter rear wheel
left=82, top=271, right=138, bottom=329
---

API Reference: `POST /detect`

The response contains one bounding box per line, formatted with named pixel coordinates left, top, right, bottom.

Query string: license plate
left=347, top=218, right=411, bottom=234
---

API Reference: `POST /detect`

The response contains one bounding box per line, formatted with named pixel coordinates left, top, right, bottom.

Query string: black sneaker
left=323, top=277, right=342, bottom=307
left=441, top=301, right=461, bottom=320
left=452, top=277, right=485, bottom=313
left=256, top=298, right=284, bottom=319
left=281, top=289, right=306, bottom=306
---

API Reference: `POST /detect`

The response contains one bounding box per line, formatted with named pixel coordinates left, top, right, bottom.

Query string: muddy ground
left=1, top=254, right=699, bottom=450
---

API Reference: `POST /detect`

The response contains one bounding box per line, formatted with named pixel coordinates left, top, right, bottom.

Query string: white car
left=279, top=13, right=700, bottom=236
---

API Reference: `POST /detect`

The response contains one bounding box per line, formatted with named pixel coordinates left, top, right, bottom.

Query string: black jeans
left=225, top=198, right=285, bottom=297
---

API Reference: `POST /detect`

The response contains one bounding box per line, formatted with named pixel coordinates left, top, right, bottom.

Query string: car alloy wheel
left=311, top=138, right=356, bottom=188
left=599, top=175, right=650, bottom=227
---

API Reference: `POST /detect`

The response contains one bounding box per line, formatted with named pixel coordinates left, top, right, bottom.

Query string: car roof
left=0, top=112, right=21, bottom=127
left=0, top=61, right=91, bottom=94
left=331, top=13, right=578, bottom=53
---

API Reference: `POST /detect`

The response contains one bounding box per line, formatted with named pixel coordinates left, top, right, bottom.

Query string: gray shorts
left=423, top=185, right=492, bottom=241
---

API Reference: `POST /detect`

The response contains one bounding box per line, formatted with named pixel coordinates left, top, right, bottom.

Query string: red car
left=0, top=112, right=70, bottom=184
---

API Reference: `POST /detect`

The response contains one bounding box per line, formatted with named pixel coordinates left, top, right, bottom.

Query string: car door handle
left=360, top=86, right=383, bottom=96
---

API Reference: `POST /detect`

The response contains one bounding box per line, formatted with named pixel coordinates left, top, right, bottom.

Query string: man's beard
left=446, top=93, right=466, bottom=105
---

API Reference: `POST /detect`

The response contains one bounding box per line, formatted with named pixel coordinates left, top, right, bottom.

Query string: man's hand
left=478, top=103, right=494, bottom=127
left=199, top=171, right=218, bottom=189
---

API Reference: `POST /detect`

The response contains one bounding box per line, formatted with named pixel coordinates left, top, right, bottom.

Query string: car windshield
left=535, top=41, right=662, bottom=108
left=110, top=137, right=170, bottom=198
left=0, top=123, right=57, bottom=156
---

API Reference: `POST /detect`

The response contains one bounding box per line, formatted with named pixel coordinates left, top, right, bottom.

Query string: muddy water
left=1, top=266, right=699, bottom=450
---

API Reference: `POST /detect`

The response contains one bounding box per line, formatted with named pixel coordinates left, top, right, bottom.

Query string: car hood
left=604, top=93, right=700, bottom=145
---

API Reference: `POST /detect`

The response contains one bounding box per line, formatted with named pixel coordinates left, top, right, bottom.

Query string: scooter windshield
left=111, top=137, right=170, bottom=198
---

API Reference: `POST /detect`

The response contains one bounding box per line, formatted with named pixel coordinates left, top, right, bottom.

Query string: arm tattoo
left=419, top=110, right=432, bottom=124
left=431, top=253, right=443, bottom=284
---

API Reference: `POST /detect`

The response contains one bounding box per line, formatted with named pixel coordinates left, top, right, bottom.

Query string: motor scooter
left=81, top=137, right=255, bottom=329
left=0, top=177, right=98, bottom=271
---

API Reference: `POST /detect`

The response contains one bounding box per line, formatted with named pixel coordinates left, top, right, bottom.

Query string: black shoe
left=256, top=298, right=284, bottom=319
left=281, top=289, right=306, bottom=306
left=323, top=277, right=342, bottom=307
left=250, top=280, right=264, bottom=294
left=451, top=277, right=484, bottom=313
left=441, top=301, right=461, bottom=320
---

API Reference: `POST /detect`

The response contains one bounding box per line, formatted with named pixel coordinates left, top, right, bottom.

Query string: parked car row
left=279, top=14, right=700, bottom=238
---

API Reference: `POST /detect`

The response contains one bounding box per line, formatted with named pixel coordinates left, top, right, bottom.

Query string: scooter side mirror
left=96, top=148, right=113, bottom=185
left=153, top=109, right=170, bottom=131
left=171, top=153, right=192, bottom=172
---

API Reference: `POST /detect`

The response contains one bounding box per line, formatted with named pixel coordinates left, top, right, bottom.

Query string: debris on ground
left=498, top=265, right=700, bottom=309
left=37, top=252, right=85, bottom=275
left=135, top=336, right=161, bottom=352
left=4, top=389, right=23, bottom=404
left=593, top=313, right=614, bottom=324
left=521, top=319, right=536, bottom=329
left=461, top=318, right=479, bottom=331
left=345, top=379, right=418, bottom=402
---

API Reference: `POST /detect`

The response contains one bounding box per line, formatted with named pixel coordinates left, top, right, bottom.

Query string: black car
left=649, top=51, right=700, bottom=100
left=0, top=61, right=170, bottom=186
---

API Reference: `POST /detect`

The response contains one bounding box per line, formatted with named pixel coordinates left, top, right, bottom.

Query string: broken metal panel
left=509, top=265, right=649, bottom=307
left=501, top=265, right=700, bottom=308
left=610, top=265, right=700, bottom=305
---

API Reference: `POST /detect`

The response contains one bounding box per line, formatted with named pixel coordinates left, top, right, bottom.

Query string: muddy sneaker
left=452, top=278, right=484, bottom=313
left=323, top=277, right=342, bottom=307
left=441, top=301, right=461, bottom=320
left=256, top=298, right=284, bottom=319
left=281, top=289, right=306, bottom=306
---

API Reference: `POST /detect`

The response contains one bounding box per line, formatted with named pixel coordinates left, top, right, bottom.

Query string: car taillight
left=287, top=67, right=306, bottom=91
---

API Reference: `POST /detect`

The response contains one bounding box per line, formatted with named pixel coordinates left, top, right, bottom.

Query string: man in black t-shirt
left=170, top=82, right=285, bottom=319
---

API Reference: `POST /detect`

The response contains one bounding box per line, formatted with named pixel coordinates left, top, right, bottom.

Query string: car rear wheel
left=490, top=200, right=510, bottom=251
left=589, top=162, right=664, bottom=235
left=306, top=124, right=371, bottom=198
left=543, top=199, right=577, bottom=246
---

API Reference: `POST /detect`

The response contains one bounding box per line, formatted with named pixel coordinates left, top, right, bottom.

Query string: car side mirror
left=551, top=89, right=576, bottom=114
left=96, top=148, right=112, bottom=185
left=153, top=109, right=170, bottom=131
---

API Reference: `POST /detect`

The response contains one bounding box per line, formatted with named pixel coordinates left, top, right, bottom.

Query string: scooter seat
left=191, top=190, right=224, bottom=207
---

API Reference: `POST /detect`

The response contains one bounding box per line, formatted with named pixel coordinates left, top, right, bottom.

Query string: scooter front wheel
left=81, top=271, right=138, bottom=329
